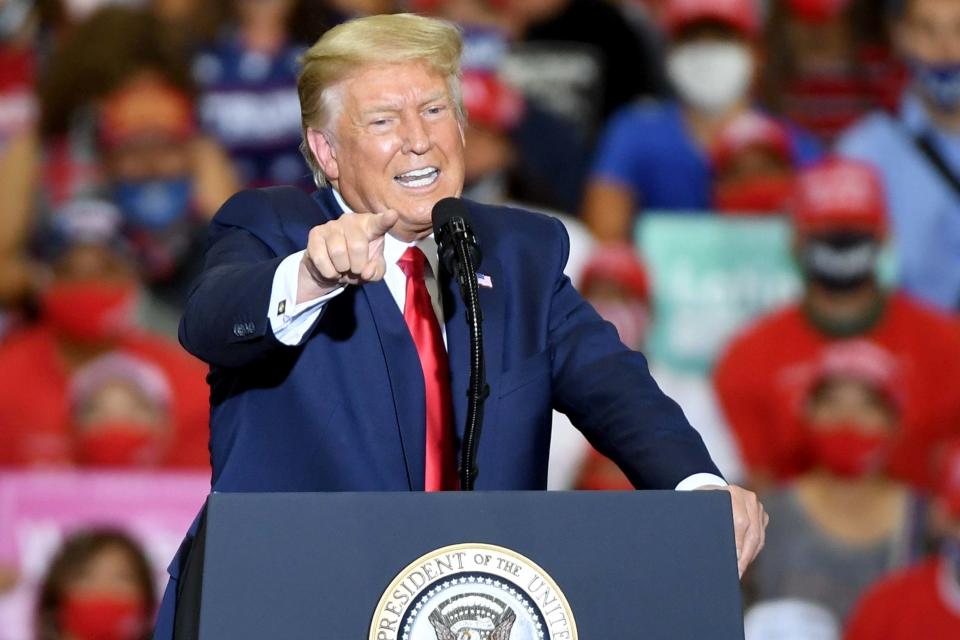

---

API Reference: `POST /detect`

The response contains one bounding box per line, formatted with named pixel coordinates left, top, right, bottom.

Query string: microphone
left=431, top=197, right=487, bottom=491
left=432, top=197, right=482, bottom=287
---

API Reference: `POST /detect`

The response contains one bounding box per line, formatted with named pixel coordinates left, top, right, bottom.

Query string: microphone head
left=431, top=197, right=481, bottom=278
left=431, top=197, right=470, bottom=237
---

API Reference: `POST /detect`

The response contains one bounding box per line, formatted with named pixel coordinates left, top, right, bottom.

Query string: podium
left=174, top=491, right=744, bottom=639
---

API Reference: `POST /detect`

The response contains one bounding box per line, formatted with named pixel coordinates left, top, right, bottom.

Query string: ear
left=306, top=128, right=340, bottom=182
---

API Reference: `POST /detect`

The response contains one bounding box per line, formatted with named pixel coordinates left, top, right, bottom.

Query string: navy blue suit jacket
left=154, top=186, right=719, bottom=638
left=181, top=186, right=719, bottom=491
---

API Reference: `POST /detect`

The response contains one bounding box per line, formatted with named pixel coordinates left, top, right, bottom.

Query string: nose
left=401, top=113, right=431, bottom=155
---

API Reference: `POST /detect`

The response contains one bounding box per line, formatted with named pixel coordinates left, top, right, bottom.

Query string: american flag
left=477, top=273, right=493, bottom=288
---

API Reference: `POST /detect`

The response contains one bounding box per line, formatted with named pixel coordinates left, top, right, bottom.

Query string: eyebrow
left=418, top=92, right=448, bottom=107
left=360, top=92, right=449, bottom=116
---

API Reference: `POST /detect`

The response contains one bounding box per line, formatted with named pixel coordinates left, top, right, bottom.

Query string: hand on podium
left=698, top=484, right=767, bottom=578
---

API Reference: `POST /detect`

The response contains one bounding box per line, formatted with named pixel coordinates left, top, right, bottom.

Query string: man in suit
left=156, top=13, right=766, bottom=637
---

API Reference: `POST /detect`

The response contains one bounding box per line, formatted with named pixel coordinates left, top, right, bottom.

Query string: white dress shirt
left=265, top=190, right=725, bottom=491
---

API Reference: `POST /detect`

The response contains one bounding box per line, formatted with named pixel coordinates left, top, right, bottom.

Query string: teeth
left=395, top=167, right=439, bottom=188
left=398, top=167, right=437, bottom=178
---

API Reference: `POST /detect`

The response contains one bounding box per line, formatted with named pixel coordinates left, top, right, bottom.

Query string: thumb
left=366, top=208, right=399, bottom=239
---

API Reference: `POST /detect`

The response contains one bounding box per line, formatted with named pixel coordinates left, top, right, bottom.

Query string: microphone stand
left=449, top=223, right=488, bottom=491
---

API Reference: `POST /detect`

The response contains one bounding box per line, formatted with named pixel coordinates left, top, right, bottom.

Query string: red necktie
left=397, top=247, right=458, bottom=491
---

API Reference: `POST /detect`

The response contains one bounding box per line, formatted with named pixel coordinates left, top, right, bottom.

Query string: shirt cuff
left=268, top=250, right=345, bottom=346
left=674, top=473, right=728, bottom=491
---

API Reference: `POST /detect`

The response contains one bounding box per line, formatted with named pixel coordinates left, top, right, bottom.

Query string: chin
left=398, top=190, right=457, bottom=216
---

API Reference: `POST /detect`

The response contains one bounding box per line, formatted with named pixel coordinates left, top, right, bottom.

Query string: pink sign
left=0, top=470, right=209, bottom=640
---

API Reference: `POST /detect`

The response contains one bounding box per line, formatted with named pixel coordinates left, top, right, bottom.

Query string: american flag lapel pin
left=476, top=272, right=493, bottom=288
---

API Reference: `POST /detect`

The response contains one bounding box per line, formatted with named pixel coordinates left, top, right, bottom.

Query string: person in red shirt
left=844, top=441, right=960, bottom=639
left=714, top=157, right=960, bottom=490
left=0, top=198, right=209, bottom=469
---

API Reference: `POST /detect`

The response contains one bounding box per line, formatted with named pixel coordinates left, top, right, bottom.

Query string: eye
left=425, top=105, right=446, bottom=116
left=367, top=115, right=395, bottom=130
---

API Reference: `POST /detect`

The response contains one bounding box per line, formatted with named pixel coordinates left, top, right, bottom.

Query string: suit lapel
left=361, top=280, right=425, bottom=491
left=441, top=273, right=468, bottom=442
left=311, top=187, right=425, bottom=489
left=312, top=189, right=507, bottom=490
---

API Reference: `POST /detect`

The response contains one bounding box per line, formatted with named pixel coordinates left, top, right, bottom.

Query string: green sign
left=637, top=213, right=897, bottom=374
left=638, top=214, right=802, bottom=374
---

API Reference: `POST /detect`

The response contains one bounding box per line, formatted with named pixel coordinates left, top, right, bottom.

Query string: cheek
left=109, top=152, right=151, bottom=181
left=375, top=138, right=398, bottom=161
left=905, top=25, right=942, bottom=60
left=434, top=120, right=465, bottom=153
left=347, top=138, right=402, bottom=187
left=857, top=408, right=895, bottom=433
left=948, top=23, right=960, bottom=58
left=155, top=148, right=191, bottom=177
left=807, top=405, right=836, bottom=424
left=71, top=563, right=141, bottom=596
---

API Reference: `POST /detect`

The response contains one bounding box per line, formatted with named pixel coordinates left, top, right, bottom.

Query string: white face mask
left=666, top=42, right=754, bottom=114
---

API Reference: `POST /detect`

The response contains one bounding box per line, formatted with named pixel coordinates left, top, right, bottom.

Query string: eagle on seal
left=428, top=601, right=517, bottom=640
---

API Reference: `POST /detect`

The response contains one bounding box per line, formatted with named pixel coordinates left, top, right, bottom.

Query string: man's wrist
left=298, top=255, right=341, bottom=303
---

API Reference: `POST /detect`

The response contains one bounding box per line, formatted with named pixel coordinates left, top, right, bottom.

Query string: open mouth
left=394, top=166, right=440, bottom=189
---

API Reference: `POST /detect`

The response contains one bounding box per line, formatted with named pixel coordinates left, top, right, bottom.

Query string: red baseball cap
left=462, top=70, right=525, bottom=132
left=786, top=0, right=853, bottom=23
left=790, top=157, right=887, bottom=236
left=663, top=0, right=761, bottom=38
left=711, top=111, right=793, bottom=173
left=580, top=244, right=651, bottom=302
left=98, top=74, right=196, bottom=149
left=70, top=352, right=173, bottom=416
left=800, top=340, right=905, bottom=415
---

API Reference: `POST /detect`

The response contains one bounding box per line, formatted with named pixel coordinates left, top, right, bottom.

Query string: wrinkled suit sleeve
left=179, top=189, right=315, bottom=369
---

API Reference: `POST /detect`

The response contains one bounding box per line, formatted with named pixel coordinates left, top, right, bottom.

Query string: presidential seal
left=370, top=543, right=577, bottom=640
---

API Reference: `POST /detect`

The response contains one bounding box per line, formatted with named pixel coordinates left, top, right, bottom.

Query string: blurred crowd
left=2, top=0, right=960, bottom=637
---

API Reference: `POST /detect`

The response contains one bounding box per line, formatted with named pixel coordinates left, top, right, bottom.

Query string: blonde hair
left=297, top=13, right=465, bottom=187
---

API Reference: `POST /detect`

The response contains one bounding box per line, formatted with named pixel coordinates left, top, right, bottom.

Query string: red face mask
left=714, top=176, right=794, bottom=214
left=59, top=591, right=148, bottom=640
left=42, top=281, right=137, bottom=344
left=807, top=423, right=890, bottom=479
left=75, top=421, right=167, bottom=467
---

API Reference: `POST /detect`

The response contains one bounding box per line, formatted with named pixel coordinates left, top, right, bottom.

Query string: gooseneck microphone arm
left=453, top=222, right=486, bottom=491
left=432, top=199, right=488, bottom=491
